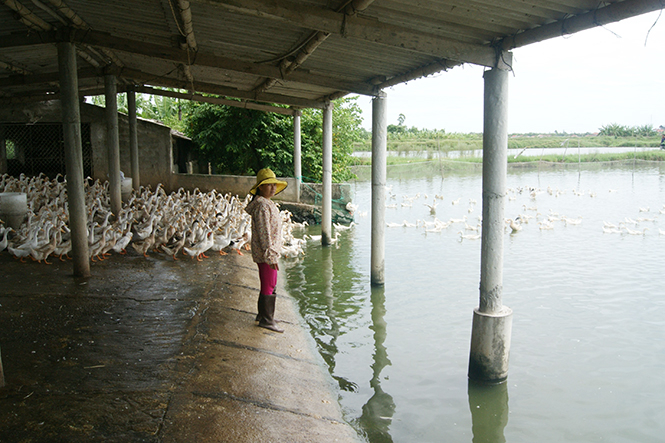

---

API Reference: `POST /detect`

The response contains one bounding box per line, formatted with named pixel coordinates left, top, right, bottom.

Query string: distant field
left=350, top=145, right=665, bottom=167
left=353, top=134, right=662, bottom=153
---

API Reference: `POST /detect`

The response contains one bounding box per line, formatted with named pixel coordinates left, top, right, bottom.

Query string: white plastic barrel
left=121, top=177, right=133, bottom=200
left=0, top=192, right=28, bottom=229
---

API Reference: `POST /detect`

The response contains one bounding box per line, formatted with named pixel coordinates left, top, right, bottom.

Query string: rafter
left=117, top=67, right=328, bottom=108
left=501, top=0, right=665, bottom=50
left=0, top=59, right=32, bottom=76
left=192, top=0, right=508, bottom=68
left=0, top=29, right=379, bottom=96
left=252, top=0, right=375, bottom=95
left=135, top=85, right=299, bottom=115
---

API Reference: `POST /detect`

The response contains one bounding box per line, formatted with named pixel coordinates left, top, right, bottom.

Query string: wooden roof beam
left=0, top=67, right=99, bottom=88
left=117, top=66, right=328, bottom=108
left=135, top=85, right=299, bottom=116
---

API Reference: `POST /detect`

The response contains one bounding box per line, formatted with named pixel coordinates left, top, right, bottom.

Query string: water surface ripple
left=285, top=162, right=665, bottom=443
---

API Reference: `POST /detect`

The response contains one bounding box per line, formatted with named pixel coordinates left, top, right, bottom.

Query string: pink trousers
left=257, top=262, right=278, bottom=295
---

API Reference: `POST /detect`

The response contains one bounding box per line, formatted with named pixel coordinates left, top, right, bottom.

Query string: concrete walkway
left=0, top=251, right=361, bottom=442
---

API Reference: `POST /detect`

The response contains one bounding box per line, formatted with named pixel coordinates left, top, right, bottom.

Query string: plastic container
left=121, top=177, right=133, bottom=200
left=0, top=192, right=28, bottom=229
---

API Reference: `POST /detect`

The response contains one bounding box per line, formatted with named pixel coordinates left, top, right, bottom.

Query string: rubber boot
left=258, top=294, right=283, bottom=333
left=255, top=293, right=265, bottom=322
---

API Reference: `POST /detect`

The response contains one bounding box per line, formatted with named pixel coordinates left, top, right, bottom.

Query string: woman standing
left=245, top=168, right=287, bottom=333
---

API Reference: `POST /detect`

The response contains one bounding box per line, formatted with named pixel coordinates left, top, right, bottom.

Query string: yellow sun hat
left=249, top=168, right=288, bottom=196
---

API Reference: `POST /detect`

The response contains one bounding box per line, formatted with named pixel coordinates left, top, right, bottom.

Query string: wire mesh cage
left=1, top=123, right=92, bottom=178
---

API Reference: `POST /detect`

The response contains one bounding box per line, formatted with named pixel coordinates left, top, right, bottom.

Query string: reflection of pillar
left=371, top=92, right=387, bottom=286
left=468, top=380, right=509, bottom=443
left=359, top=285, right=395, bottom=442
left=320, top=246, right=344, bottom=385
left=469, top=65, right=513, bottom=383
left=321, top=102, right=333, bottom=245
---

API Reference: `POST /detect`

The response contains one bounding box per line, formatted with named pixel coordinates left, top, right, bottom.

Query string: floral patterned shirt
left=245, top=195, right=282, bottom=264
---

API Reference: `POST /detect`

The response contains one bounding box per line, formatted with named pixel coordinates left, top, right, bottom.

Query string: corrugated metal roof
left=0, top=0, right=662, bottom=110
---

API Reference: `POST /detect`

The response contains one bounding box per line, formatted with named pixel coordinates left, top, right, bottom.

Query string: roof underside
left=0, top=0, right=662, bottom=111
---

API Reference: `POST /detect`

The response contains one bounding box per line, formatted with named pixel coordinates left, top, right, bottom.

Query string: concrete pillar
left=321, top=102, right=333, bottom=246
left=57, top=41, right=90, bottom=278
left=0, top=344, right=5, bottom=387
left=0, top=138, right=6, bottom=174
left=371, top=93, right=387, bottom=286
left=293, top=110, right=302, bottom=203
left=127, top=87, right=140, bottom=191
left=104, top=74, right=122, bottom=217
left=469, top=66, right=513, bottom=384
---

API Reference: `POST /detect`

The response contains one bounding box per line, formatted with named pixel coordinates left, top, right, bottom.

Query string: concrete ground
left=0, top=250, right=361, bottom=442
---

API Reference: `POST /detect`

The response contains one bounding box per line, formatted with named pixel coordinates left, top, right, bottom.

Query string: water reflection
left=289, top=162, right=665, bottom=442
left=357, top=286, right=395, bottom=443
left=468, top=381, right=509, bottom=443
left=352, top=146, right=660, bottom=160
left=317, top=245, right=350, bottom=390
left=284, top=236, right=362, bottom=393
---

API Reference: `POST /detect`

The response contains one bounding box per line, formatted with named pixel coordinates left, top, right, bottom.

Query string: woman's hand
left=270, top=263, right=279, bottom=270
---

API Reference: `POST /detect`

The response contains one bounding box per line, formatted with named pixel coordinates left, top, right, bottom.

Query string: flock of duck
left=382, top=184, right=664, bottom=239
left=3, top=173, right=660, bottom=265
left=0, top=173, right=320, bottom=265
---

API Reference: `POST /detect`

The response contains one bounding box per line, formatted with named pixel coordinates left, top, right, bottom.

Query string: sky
left=354, top=10, right=665, bottom=134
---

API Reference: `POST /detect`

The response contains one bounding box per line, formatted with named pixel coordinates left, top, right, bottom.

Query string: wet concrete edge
left=0, top=251, right=362, bottom=442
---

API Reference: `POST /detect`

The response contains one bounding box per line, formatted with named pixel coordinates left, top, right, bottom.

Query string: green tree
left=88, top=91, right=187, bottom=132
left=184, top=96, right=362, bottom=182
left=599, top=123, right=655, bottom=138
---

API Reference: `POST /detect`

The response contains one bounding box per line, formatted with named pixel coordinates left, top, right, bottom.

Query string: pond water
left=283, top=161, right=665, bottom=443
left=352, top=146, right=661, bottom=159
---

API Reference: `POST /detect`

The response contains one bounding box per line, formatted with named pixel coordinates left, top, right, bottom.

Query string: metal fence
left=1, top=123, right=92, bottom=178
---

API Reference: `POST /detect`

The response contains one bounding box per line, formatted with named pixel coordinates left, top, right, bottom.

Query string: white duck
left=210, top=226, right=234, bottom=256
left=89, top=225, right=112, bottom=261
left=112, top=229, right=133, bottom=255
left=0, top=227, right=13, bottom=252
left=506, top=218, right=522, bottom=233
left=229, top=231, right=250, bottom=255
left=333, top=222, right=356, bottom=231
left=184, top=229, right=214, bottom=261
left=53, top=229, right=72, bottom=261
left=30, top=226, right=62, bottom=264
left=458, top=231, right=481, bottom=240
